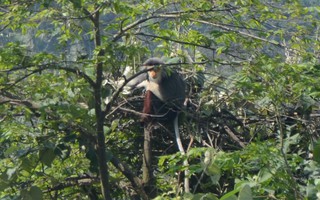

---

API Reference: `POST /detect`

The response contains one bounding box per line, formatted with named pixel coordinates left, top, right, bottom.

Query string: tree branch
left=45, top=176, right=99, bottom=193
left=111, top=156, right=149, bottom=200
left=0, top=91, right=40, bottom=115
left=136, top=32, right=216, bottom=51
left=90, top=7, right=112, bottom=200
left=111, top=6, right=239, bottom=42
left=112, top=13, right=186, bottom=42
left=192, top=19, right=285, bottom=48
left=0, top=92, right=148, bottom=199
left=2, top=62, right=96, bottom=89
left=223, top=125, right=246, bottom=148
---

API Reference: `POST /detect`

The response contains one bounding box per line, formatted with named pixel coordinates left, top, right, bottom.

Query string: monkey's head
left=143, top=57, right=164, bottom=66
left=143, top=57, right=164, bottom=81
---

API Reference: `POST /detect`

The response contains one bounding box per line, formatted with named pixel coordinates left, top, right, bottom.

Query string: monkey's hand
left=136, top=80, right=148, bottom=89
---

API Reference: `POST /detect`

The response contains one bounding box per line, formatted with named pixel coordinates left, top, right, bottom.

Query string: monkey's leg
left=174, top=115, right=190, bottom=193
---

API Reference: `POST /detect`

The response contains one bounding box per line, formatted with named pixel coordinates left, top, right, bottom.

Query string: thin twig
left=192, top=19, right=285, bottom=48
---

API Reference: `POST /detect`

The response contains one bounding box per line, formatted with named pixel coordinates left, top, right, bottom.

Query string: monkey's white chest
left=136, top=80, right=164, bottom=101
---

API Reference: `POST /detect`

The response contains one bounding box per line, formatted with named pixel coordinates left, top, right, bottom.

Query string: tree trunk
left=110, top=156, right=149, bottom=200
left=142, top=122, right=156, bottom=197
left=91, top=8, right=112, bottom=200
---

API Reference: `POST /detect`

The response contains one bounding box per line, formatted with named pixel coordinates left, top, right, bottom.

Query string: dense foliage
left=0, top=0, right=320, bottom=199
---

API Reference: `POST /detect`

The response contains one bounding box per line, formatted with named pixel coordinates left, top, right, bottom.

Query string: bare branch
left=112, top=13, right=183, bottom=42
left=0, top=23, right=9, bottom=32
left=2, top=62, right=96, bottom=89
left=223, top=125, right=246, bottom=148
left=136, top=32, right=216, bottom=51
left=0, top=91, right=40, bottom=109
left=111, top=6, right=240, bottom=42
left=192, top=19, right=285, bottom=48
left=45, top=176, right=99, bottom=193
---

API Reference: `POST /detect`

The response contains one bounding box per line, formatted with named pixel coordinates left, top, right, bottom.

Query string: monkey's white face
left=147, top=66, right=162, bottom=83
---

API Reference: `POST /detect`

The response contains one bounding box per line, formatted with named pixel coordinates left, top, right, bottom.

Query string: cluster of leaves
left=1, top=0, right=320, bottom=199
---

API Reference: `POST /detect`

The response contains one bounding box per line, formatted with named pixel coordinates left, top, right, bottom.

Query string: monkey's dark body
left=154, top=69, right=185, bottom=105
left=142, top=90, right=179, bottom=122
left=142, top=67, right=185, bottom=122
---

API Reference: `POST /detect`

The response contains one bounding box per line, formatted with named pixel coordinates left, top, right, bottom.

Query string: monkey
left=128, top=57, right=190, bottom=192
left=133, top=57, right=186, bottom=122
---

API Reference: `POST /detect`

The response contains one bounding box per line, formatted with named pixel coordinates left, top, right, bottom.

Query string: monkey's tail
left=174, top=115, right=190, bottom=193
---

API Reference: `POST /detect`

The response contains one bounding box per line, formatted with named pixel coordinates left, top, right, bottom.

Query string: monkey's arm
left=122, top=72, right=147, bottom=95
left=126, top=73, right=147, bottom=88
left=135, top=79, right=148, bottom=88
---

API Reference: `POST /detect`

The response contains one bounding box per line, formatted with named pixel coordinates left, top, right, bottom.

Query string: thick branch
left=111, top=156, right=149, bottom=200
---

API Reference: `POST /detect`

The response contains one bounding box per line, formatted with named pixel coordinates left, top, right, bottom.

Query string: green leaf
left=205, top=162, right=220, bottom=176
left=220, top=194, right=237, bottom=200
left=257, top=168, right=272, bottom=183
left=216, top=46, right=227, bottom=55
left=105, top=149, right=113, bottom=162
left=4, top=145, right=19, bottom=157
left=314, top=139, right=320, bottom=163
left=21, top=157, right=35, bottom=173
left=238, top=185, right=253, bottom=200
left=220, top=187, right=240, bottom=200
left=183, top=192, right=218, bottom=200
left=30, top=186, right=43, bottom=200
left=39, top=148, right=56, bottom=167
left=210, top=174, right=221, bottom=185
left=166, top=57, right=180, bottom=64
left=111, top=119, right=119, bottom=131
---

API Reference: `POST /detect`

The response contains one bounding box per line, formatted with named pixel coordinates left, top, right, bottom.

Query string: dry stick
left=223, top=125, right=246, bottom=148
